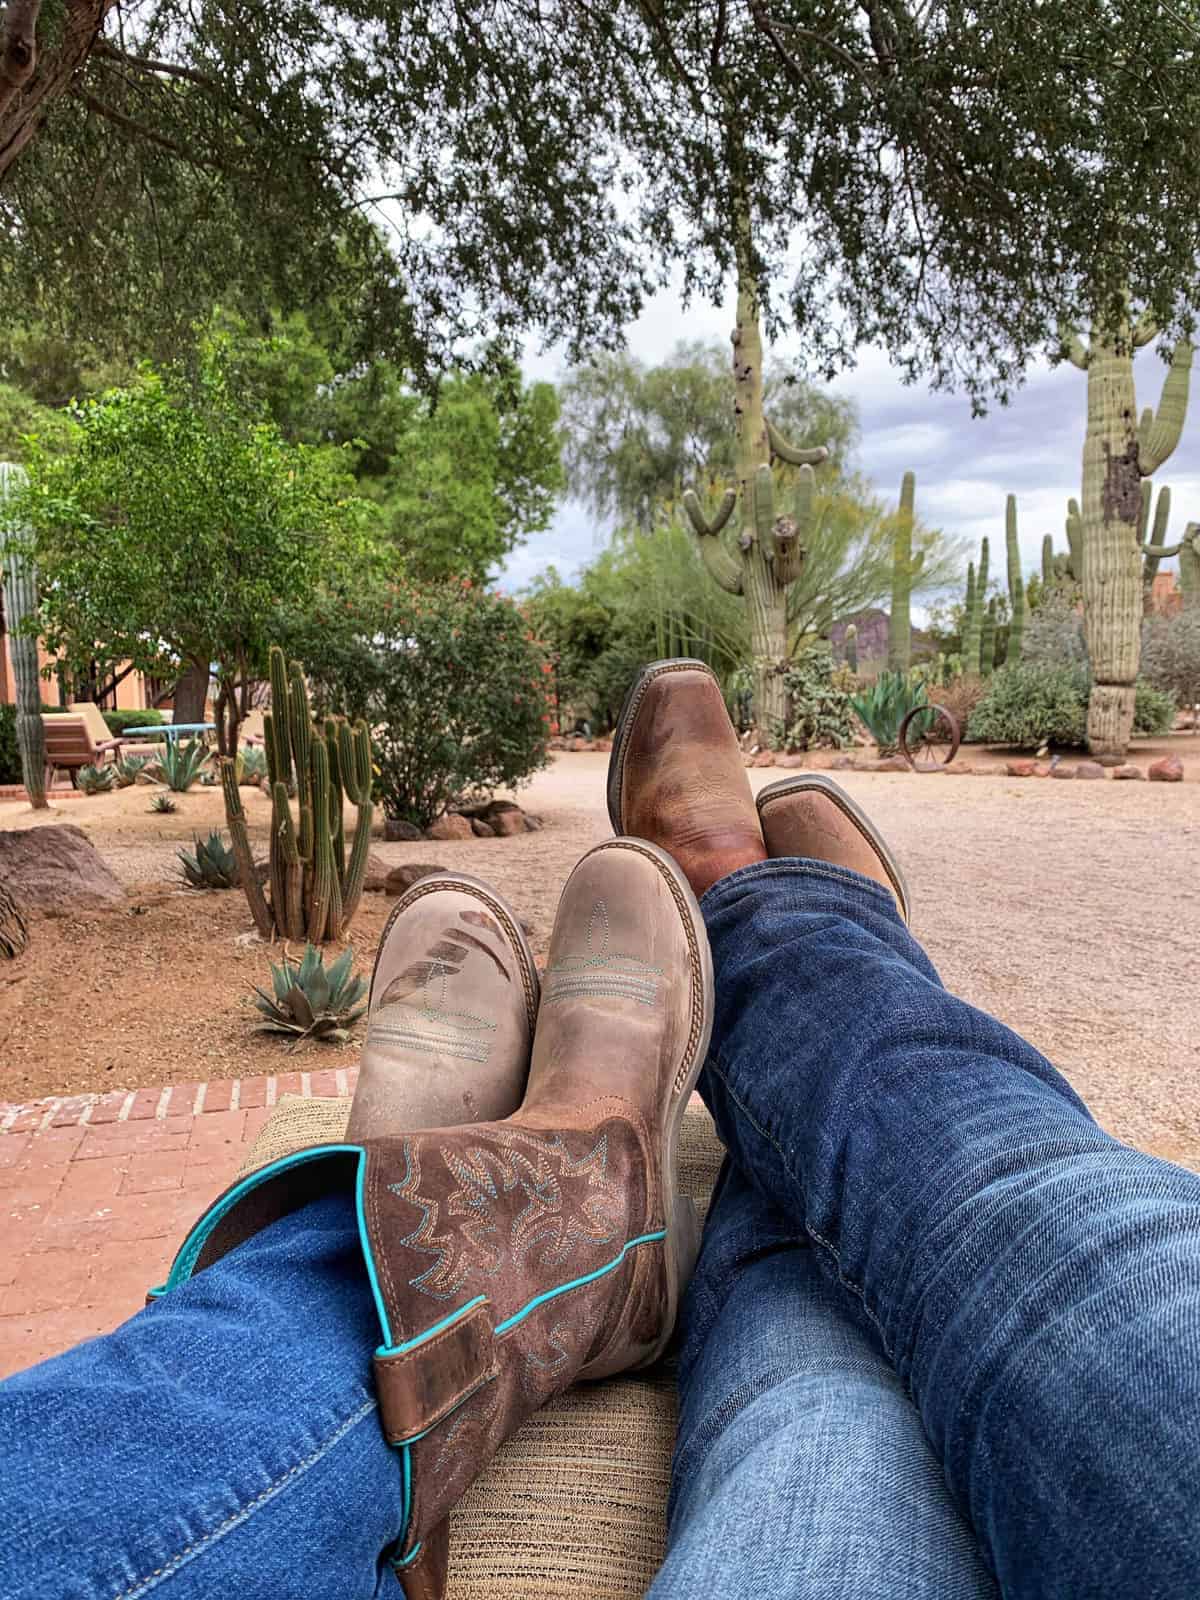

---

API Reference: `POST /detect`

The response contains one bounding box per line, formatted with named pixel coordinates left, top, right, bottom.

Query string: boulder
left=752, top=752, right=776, bottom=768
left=1006, top=760, right=1037, bottom=778
left=1149, top=755, right=1184, bottom=783
left=362, top=852, right=396, bottom=892
left=871, top=755, right=910, bottom=773
left=1112, top=764, right=1146, bottom=781
left=1074, top=761, right=1107, bottom=780
left=1032, top=762, right=1053, bottom=778
left=523, top=813, right=544, bottom=832
left=471, top=818, right=495, bottom=837
left=1050, top=763, right=1075, bottom=779
left=385, top=863, right=450, bottom=897
left=491, top=809, right=527, bottom=837
left=775, top=753, right=809, bottom=769
left=382, top=817, right=423, bottom=842
left=426, top=813, right=474, bottom=841
left=0, top=825, right=124, bottom=913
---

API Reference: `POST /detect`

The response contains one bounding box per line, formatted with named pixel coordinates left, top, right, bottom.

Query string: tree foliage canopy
left=3, top=4, right=1199, bottom=392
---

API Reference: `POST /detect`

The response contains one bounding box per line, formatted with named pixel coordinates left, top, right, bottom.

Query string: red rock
left=1149, top=755, right=1184, bottom=783
left=742, top=754, right=758, bottom=768
left=1112, top=764, right=1146, bottom=780
left=570, top=738, right=593, bottom=752
left=752, top=752, right=776, bottom=767
left=942, top=763, right=975, bottom=775
left=523, top=813, right=544, bottom=831
left=362, top=852, right=396, bottom=892
left=1006, top=760, right=1037, bottom=777
left=1050, top=763, right=1075, bottom=779
left=871, top=755, right=910, bottom=773
left=775, top=753, right=809, bottom=768
left=382, top=817, right=422, bottom=842
left=1074, top=761, right=1107, bottom=780
left=491, top=809, right=527, bottom=836
left=470, top=818, right=495, bottom=836
left=0, top=825, right=124, bottom=912
left=426, top=812, right=473, bottom=840
left=829, top=754, right=855, bottom=770
left=594, top=738, right=613, bottom=752
left=1032, top=763, right=1052, bottom=778
left=384, top=863, right=449, bottom=896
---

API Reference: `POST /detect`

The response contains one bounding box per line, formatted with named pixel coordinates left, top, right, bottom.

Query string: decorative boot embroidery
left=544, top=899, right=661, bottom=1007
left=368, top=939, right=497, bottom=1063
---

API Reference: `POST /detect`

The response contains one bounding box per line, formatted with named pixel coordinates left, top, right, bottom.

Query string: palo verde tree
left=21, top=337, right=380, bottom=755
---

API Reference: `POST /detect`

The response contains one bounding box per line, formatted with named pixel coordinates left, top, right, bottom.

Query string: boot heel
left=671, top=1195, right=702, bottom=1292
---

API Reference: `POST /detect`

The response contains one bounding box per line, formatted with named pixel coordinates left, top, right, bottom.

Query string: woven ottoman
left=239, top=1096, right=725, bottom=1599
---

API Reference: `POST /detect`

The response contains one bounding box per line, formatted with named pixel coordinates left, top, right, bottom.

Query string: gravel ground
left=2, top=751, right=1198, bottom=1167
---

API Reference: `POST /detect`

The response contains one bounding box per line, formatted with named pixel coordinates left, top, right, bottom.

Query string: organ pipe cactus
left=1180, top=525, right=1200, bottom=612
left=961, top=561, right=980, bottom=672
left=1063, top=317, right=1193, bottom=752
left=843, top=622, right=858, bottom=675
left=980, top=598, right=998, bottom=677
left=1042, top=534, right=1055, bottom=586
left=222, top=645, right=374, bottom=942
left=1138, top=483, right=1173, bottom=608
left=887, top=471, right=922, bottom=672
left=1005, top=496, right=1027, bottom=665
left=0, top=462, right=46, bottom=808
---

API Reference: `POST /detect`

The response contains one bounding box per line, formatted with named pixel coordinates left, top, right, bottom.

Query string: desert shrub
left=923, top=674, right=988, bottom=742
left=850, top=671, right=928, bottom=754
left=1020, top=589, right=1087, bottom=666
left=0, top=705, right=19, bottom=784
left=1140, top=612, right=1200, bottom=714
left=302, top=581, right=552, bottom=827
left=969, top=662, right=1173, bottom=748
left=769, top=647, right=856, bottom=751
left=103, top=708, right=166, bottom=738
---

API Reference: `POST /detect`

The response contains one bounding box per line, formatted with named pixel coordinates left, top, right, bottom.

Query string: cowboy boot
left=606, top=658, right=766, bottom=896
left=155, top=839, right=712, bottom=1597
left=348, top=871, right=540, bottom=1139
left=756, top=774, right=910, bottom=920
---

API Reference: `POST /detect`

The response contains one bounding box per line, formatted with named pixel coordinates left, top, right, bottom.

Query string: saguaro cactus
left=1005, top=496, right=1027, bottom=665
left=887, top=471, right=922, bottom=672
left=0, top=462, right=46, bottom=808
left=1041, top=534, right=1055, bottom=586
left=980, top=598, right=998, bottom=677
left=1181, top=525, right=1200, bottom=612
left=223, top=645, right=374, bottom=942
left=843, top=622, right=858, bottom=675
left=1138, top=482, right=1173, bottom=609
left=1063, top=319, right=1193, bottom=753
left=961, top=561, right=980, bottom=672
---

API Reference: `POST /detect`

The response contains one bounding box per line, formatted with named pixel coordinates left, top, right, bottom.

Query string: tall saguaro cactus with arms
left=0, top=461, right=46, bottom=808
left=1063, top=319, right=1194, bottom=753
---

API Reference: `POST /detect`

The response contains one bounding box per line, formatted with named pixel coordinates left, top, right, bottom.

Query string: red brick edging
left=0, top=1068, right=359, bottom=1135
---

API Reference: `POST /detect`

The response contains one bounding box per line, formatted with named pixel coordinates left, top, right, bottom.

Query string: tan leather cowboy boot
left=756, top=774, right=910, bottom=920
left=607, top=658, right=766, bottom=896
left=348, top=871, right=540, bottom=1139
left=155, top=839, right=712, bottom=1598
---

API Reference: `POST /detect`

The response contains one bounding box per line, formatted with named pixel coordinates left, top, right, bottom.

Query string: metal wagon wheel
left=898, top=703, right=961, bottom=772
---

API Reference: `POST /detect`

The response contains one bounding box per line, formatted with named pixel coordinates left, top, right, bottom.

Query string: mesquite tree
left=1062, top=321, right=1198, bottom=753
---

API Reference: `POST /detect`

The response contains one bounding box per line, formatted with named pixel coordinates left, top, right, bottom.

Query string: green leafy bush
left=103, top=708, right=166, bottom=738
left=850, top=671, right=928, bottom=755
left=1140, top=612, right=1200, bottom=715
left=0, top=705, right=20, bottom=785
left=968, top=663, right=1174, bottom=748
left=302, top=581, right=552, bottom=828
left=769, top=647, right=856, bottom=751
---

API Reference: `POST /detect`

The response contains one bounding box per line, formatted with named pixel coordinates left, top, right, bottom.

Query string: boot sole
left=606, top=658, right=719, bottom=834
left=756, top=773, right=911, bottom=922
left=584, top=837, right=714, bottom=1369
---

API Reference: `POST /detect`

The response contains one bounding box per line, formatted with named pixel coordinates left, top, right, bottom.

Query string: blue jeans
left=2, top=861, right=1198, bottom=1597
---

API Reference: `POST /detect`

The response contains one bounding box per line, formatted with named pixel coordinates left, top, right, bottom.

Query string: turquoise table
left=124, top=722, right=216, bottom=745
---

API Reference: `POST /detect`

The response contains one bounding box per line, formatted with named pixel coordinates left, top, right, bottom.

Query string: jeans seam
left=113, top=1395, right=379, bottom=1599
left=708, top=1052, right=897, bottom=1366
left=701, top=859, right=898, bottom=916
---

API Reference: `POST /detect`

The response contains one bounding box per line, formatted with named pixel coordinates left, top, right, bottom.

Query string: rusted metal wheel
left=898, top=703, right=960, bottom=771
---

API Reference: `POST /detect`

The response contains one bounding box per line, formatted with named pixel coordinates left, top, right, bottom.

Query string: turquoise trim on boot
left=494, top=1229, right=666, bottom=1336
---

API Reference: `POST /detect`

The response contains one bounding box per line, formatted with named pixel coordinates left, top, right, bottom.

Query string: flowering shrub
left=301, top=580, right=551, bottom=827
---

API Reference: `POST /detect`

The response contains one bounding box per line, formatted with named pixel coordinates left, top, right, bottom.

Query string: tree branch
left=90, top=38, right=222, bottom=94
left=0, top=0, right=41, bottom=120
left=70, top=85, right=195, bottom=162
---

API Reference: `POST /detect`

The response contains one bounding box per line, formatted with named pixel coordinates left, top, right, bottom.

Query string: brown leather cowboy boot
left=756, top=774, right=910, bottom=920
left=348, top=871, right=539, bottom=1140
left=607, top=658, right=766, bottom=896
left=155, top=839, right=712, bottom=1598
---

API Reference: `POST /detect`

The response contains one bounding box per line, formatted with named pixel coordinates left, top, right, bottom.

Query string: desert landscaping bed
left=2, top=751, right=1199, bottom=1171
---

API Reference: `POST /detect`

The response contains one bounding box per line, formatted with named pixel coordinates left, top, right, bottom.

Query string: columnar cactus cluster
left=1005, top=495, right=1027, bottom=665
left=1063, top=321, right=1193, bottom=752
left=961, top=536, right=991, bottom=673
left=0, top=462, right=46, bottom=809
left=223, top=645, right=374, bottom=942
left=980, top=598, right=998, bottom=677
left=887, top=471, right=922, bottom=672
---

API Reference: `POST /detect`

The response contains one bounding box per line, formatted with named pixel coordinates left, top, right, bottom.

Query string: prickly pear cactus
left=887, top=471, right=923, bottom=673
left=1064, top=319, right=1193, bottom=753
left=0, top=462, right=46, bottom=808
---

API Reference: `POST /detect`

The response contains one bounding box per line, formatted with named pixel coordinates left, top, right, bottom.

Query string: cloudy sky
left=505, top=281, right=1200, bottom=615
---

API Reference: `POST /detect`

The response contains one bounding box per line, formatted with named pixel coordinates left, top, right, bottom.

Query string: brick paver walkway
left=0, top=1069, right=357, bottom=1378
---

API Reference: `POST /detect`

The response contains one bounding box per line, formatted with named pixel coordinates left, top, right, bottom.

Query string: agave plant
left=149, top=792, right=178, bottom=814
left=114, top=753, right=153, bottom=788
left=77, top=763, right=117, bottom=795
left=177, top=831, right=240, bottom=890
left=850, top=671, right=929, bottom=756
left=238, top=746, right=268, bottom=784
left=152, top=737, right=210, bottom=792
left=251, top=944, right=367, bottom=1050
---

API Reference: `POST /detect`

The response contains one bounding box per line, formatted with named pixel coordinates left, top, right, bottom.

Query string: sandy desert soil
left=1, top=744, right=1198, bottom=1169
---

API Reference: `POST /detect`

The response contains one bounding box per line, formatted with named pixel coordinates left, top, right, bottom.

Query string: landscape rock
left=1149, top=755, right=1184, bottom=783
left=775, top=753, right=809, bottom=768
left=594, top=738, right=613, bottom=752
left=570, top=737, right=593, bottom=752
left=1032, top=763, right=1053, bottom=778
left=829, top=754, right=855, bottom=770
left=383, top=817, right=423, bottom=842
left=363, top=852, right=397, bottom=892
left=1051, top=764, right=1075, bottom=780
left=941, top=763, right=975, bottom=775
left=1112, top=764, right=1146, bottom=780
left=1096, top=755, right=1125, bottom=768
left=0, top=825, right=124, bottom=913
left=385, top=863, right=449, bottom=896
left=523, top=813, right=543, bottom=831
left=871, top=755, right=910, bottom=773
left=470, top=818, right=495, bottom=837
left=1074, top=761, right=1107, bottom=780
left=426, top=813, right=474, bottom=841
left=752, top=752, right=776, bottom=767
left=1006, top=760, right=1037, bottom=777
left=491, top=809, right=527, bottom=836
left=742, top=754, right=758, bottom=768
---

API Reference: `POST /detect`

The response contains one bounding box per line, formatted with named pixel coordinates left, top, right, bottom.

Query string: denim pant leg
left=649, top=1158, right=996, bottom=1600
left=0, top=1193, right=402, bottom=1600
left=700, top=859, right=1200, bottom=1600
